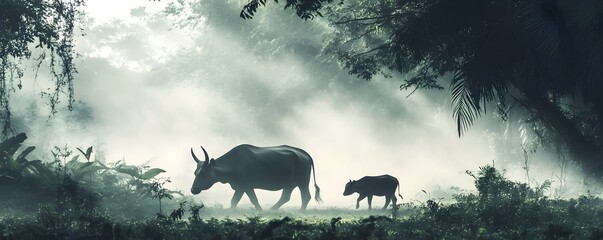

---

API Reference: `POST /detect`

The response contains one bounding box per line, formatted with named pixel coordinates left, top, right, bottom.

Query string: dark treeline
left=242, top=0, right=603, bottom=178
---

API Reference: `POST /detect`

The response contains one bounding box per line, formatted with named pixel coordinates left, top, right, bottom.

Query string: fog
left=9, top=0, right=593, bottom=210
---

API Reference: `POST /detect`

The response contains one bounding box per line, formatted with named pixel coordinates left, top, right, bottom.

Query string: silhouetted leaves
left=76, top=146, right=93, bottom=161
left=140, top=168, right=167, bottom=180
left=451, top=75, right=481, bottom=137
left=0, top=0, right=84, bottom=137
left=0, top=133, right=52, bottom=179
left=241, top=0, right=333, bottom=20
left=255, top=0, right=603, bottom=174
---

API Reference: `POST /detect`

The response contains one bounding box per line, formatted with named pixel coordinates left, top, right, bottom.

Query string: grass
left=2, top=170, right=603, bottom=240
left=181, top=205, right=409, bottom=220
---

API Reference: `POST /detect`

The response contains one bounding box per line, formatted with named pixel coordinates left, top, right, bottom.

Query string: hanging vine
left=0, top=0, right=85, bottom=138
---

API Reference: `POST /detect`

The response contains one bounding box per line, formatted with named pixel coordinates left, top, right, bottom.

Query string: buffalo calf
left=343, top=175, right=403, bottom=210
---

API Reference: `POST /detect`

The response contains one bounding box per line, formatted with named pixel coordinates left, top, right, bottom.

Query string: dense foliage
left=0, top=133, right=183, bottom=224
left=1, top=133, right=602, bottom=239
left=0, top=0, right=84, bottom=137
left=240, top=0, right=332, bottom=20
left=240, top=0, right=603, bottom=178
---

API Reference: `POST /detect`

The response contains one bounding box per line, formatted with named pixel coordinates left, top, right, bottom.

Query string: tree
left=241, top=0, right=603, bottom=177
left=0, top=0, right=84, bottom=137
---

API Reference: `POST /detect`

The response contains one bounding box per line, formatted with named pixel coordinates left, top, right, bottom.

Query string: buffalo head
left=190, top=146, right=218, bottom=194
left=343, top=179, right=356, bottom=196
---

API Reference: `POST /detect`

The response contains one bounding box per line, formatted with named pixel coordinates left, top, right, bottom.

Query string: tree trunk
left=594, top=100, right=603, bottom=145
left=523, top=92, right=603, bottom=178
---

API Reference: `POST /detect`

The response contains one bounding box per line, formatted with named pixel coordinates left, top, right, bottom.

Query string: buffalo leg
left=383, top=196, right=391, bottom=210
left=271, top=187, right=293, bottom=210
left=356, top=195, right=366, bottom=209
left=245, top=189, right=263, bottom=210
left=230, top=190, right=244, bottom=209
left=367, top=195, right=373, bottom=210
left=299, top=185, right=311, bottom=210
left=391, top=195, right=398, bottom=209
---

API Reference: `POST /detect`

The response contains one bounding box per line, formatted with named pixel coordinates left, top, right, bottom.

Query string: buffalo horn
left=200, top=146, right=210, bottom=163
left=191, top=148, right=201, bottom=163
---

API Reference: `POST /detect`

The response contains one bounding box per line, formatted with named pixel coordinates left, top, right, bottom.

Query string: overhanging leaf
left=67, top=155, right=80, bottom=166
left=6, top=155, right=17, bottom=170
left=0, top=133, right=27, bottom=158
left=115, top=165, right=141, bottom=178
left=27, top=160, right=53, bottom=178
left=76, top=161, right=95, bottom=171
left=16, top=146, right=35, bottom=164
left=140, top=168, right=166, bottom=180
left=450, top=70, right=481, bottom=137
left=168, top=190, right=185, bottom=197
left=74, top=164, right=105, bottom=179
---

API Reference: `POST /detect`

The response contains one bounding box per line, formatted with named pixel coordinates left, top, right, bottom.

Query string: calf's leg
left=356, top=195, right=366, bottom=209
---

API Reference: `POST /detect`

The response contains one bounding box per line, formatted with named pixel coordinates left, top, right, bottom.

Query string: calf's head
left=190, top=146, right=218, bottom=194
left=343, top=180, right=357, bottom=196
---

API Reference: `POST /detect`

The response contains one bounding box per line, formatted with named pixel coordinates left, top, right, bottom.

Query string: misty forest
left=2, top=0, right=603, bottom=239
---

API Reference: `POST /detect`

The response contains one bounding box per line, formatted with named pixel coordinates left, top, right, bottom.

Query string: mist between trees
left=2, top=0, right=603, bottom=239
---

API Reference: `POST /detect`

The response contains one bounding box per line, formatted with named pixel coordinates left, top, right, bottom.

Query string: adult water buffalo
left=190, top=145, right=321, bottom=210
left=343, top=175, right=403, bottom=210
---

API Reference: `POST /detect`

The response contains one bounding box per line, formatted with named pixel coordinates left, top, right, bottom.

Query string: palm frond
left=450, top=71, right=481, bottom=137
left=521, top=0, right=563, bottom=64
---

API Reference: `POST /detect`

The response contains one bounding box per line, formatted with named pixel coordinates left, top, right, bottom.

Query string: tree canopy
left=0, top=0, right=84, bottom=137
left=2, top=0, right=601, bottom=178
left=243, top=0, right=603, bottom=177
